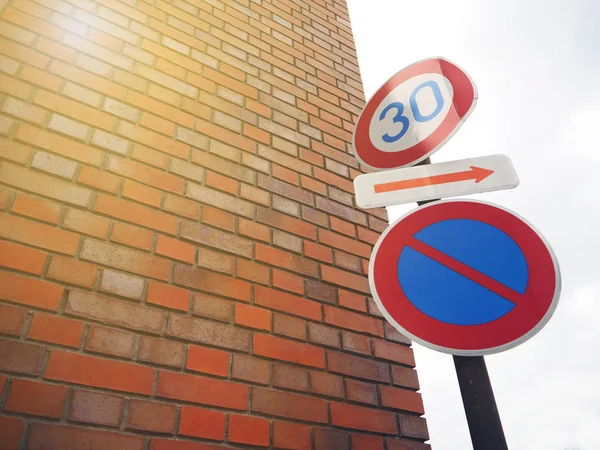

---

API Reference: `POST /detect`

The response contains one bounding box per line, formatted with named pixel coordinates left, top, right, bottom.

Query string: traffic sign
left=369, top=200, right=561, bottom=356
left=354, top=155, right=519, bottom=208
left=353, top=57, right=477, bottom=170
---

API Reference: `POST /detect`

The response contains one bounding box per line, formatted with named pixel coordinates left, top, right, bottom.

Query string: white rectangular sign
left=354, top=154, right=519, bottom=209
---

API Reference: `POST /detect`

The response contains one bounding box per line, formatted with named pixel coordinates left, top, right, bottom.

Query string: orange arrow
left=374, top=166, right=495, bottom=193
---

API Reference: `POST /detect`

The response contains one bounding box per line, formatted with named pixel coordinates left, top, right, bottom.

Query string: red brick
left=346, top=379, right=378, bottom=405
left=229, top=415, right=270, bottom=447
left=156, top=370, right=248, bottom=410
left=192, top=293, right=232, bottom=322
left=5, top=379, right=68, bottom=418
left=147, top=281, right=190, bottom=312
left=156, top=235, right=195, bottom=263
left=324, top=306, right=383, bottom=337
left=127, top=399, right=177, bottom=433
left=67, top=290, right=164, bottom=335
left=0, top=339, right=46, bottom=375
left=304, top=241, right=333, bottom=263
left=273, top=363, right=308, bottom=392
left=392, top=366, right=420, bottom=390
left=273, top=313, right=307, bottom=340
left=380, top=385, right=425, bottom=414
left=352, top=434, right=385, bottom=450
left=232, top=354, right=270, bottom=385
left=110, top=222, right=154, bottom=251
left=26, top=423, right=145, bottom=450
left=308, top=323, right=340, bottom=348
left=254, top=333, right=325, bottom=368
left=45, top=351, right=155, bottom=394
left=239, top=218, right=270, bottom=242
left=151, top=439, right=225, bottom=450
left=373, top=339, right=415, bottom=366
left=0, top=270, right=63, bottom=311
left=174, top=264, right=251, bottom=302
left=235, top=303, right=271, bottom=330
left=273, top=421, right=311, bottom=450
left=167, top=313, right=250, bottom=352
left=0, top=214, right=80, bottom=255
left=386, top=439, right=432, bottom=450
left=138, top=336, right=185, bottom=368
left=399, top=414, right=429, bottom=440
left=179, top=406, right=225, bottom=441
left=338, top=289, right=367, bottom=312
left=69, top=390, right=124, bottom=427
left=327, top=351, right=390, bottom=383
left=310, top=371, right=345, bottom=398
left=84, top=325, right=136, bottom=359
left=187, top=345, right=229, bottom=377
left=273, top=269, right=304, bottom=294
left=384, top=322, right=412, bottom=345
left=314, top=428, right=350, bottom=450
left=94, top=194, right=179, bottom=235
left=342, top=331, right=372, bottom=356
left=47, top=255, right=99, bottom=288
left=27, top=313, right=83, bottom=348
left=11, top=192, right=61, bottom=224
left=330, top=402, right=397, bottom=434
left=251, top=387, right=328, bottom=423
left=0, top=416, right=24, bottom=450
left=254, top=285, right=322, bottom=321
left=256, top=207, right=317, bottom=240
left=0, top=303, right=27, bottom=336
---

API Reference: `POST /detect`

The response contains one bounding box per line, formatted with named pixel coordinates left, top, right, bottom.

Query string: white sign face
left=354, top=154, right=519, bottom=209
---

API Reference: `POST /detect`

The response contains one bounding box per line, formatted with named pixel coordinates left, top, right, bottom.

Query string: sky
left=346, top=0, right=600, bottom=449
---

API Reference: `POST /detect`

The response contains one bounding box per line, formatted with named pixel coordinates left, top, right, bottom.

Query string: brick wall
left=0, top=0, right=430, bottom=449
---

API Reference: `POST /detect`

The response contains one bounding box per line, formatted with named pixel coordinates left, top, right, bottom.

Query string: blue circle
left=397, top=219, right=528, bottom=325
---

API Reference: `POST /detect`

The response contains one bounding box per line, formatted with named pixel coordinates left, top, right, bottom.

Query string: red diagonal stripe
left=407, top=238, right=524, bottom=305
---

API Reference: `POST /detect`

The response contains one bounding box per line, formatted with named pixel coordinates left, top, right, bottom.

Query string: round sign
left=353, top=57, right=478, bottom=171
left=369, top=200, right=561, bottom=356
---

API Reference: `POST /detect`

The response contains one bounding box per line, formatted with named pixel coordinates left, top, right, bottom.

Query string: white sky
left=347, top=1, right=600, bottom=449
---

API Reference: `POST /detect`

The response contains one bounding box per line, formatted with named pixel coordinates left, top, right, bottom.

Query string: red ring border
left=370, top=200, right=561, bottom=356
left=353, top=58, right=477, bottom=170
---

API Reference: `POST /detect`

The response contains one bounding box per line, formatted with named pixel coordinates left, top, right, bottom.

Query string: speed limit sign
left=353, top=57, right=478, bottom=170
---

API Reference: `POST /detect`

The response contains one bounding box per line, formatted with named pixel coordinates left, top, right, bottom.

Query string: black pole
left=415, top=158, right=508, bottom=449
left=453, top=356, right=508, bottom=450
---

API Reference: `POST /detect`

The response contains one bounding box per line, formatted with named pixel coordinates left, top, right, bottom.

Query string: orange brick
left=204, top=67, right=258, bottom=99
left=206, top=171, right=239, bottom=195
left=0, top=214, right=79, bottom=255
left=131, top=144, right=169, bottom=170
left=77, top=166, right=121, bottom=193
left=318, top=229, right=370, bottom=258
left=16, top=124, right=103, bottom=166
left=0, top=137, right=32, bottom=165
left=229, top=415, right=270, bottom=447
left=234, top=304, right=271, bottom=331
left=111, top=222, right=154, bottom=251
left=94, top=194, right=178, bottom=235
left=0, top=36, right=49, bottom=69
left=0, top=73, right=34, bottom=99
left=179, top=406, right=225, bottom=441
left=235, top=259, right=270, bottom=285
left=156, top=235, right=195, bottom=264
left=0, top=270, right=63, bottom=311
left=0, top=240, right=47, bottom=275
left=50, top=60, right=126, bottom=98
left=11, top=193, right=61, bottom=224
left=243, top=124, right=270, bottom=144
left=246, top=98, right=271, bottom=117
left=186, top=345, right=229, bottom=377
left=273, top=269, right=304, bottom=294
left=303, top=241, right=333, bottom=263
left=181, top=97, right=212, bottom=120
left=140, top=112, right=175, bottom=137
left=201, top=205, right=236, bottom=232
left=300, top=175, right=326, bottom=195
left=89, top=28, right=123, bottom=52
left=147, top=280, right=190, bottom=312
left=273, top=165, right=298, bottom=185
left=127, top=91, right=194, bottom=129
left=2, top=7, right=62, bottom=40
left=122, top=180, right=162, bottom=208
left=196, top=119, right=256, bottom=154
left=34, top=90, right=115, bottom=131
left=46, top=255, right=99, bottom=288
left=239, top=218, right=270, bottom=242
left=254, top=334, right=324, bottom=368
left=321, top=265, right=370, bottom=294
left=338, top=289, right=367, bottom=312
left=27, top=313, right=84, bottom=348
left=118, top=121, right=189, bottom=159
left=35, top=37, right=75, bottom=61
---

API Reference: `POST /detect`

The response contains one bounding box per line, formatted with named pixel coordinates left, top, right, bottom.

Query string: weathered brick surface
left=0, top=0, right=426, bottom=446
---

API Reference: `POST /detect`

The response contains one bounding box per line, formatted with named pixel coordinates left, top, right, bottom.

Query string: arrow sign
left=354, top=155, right=519, bottom=209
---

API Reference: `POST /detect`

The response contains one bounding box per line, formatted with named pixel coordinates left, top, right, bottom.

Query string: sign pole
left=416, top=158, right=508, bottom=450
left=453, top=356, right=508, bottom=450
